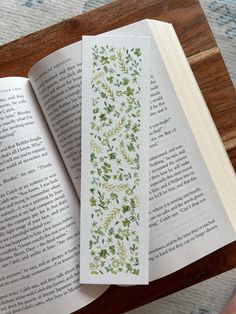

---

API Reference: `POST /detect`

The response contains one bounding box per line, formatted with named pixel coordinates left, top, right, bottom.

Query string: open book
left=0, top=19, right=235, bottom=314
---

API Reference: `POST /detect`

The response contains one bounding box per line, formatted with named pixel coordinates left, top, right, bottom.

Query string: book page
left=0, top=78, right=107, bottom=314
left=151, top=21, right=236, bottom=229
left=80, top=36, right=150, bottom=285
left=104, top=20, right=236, bottom=281
left=28, top=43, right=82, bottom=196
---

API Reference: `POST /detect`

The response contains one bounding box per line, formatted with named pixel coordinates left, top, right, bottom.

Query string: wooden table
left=0, top=0, right=235, bottom=313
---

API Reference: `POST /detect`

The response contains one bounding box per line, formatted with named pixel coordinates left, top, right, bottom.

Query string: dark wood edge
left=75, top=241, right=236, bottom=313
left=0, top=0, right=216, bottom=77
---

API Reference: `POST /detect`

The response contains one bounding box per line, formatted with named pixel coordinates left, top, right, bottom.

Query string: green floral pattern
left=89, top=45, right=143, bottom=276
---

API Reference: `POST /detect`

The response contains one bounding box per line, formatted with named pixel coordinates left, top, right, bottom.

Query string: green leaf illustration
left=117, top=240, right=126, bottom=266
left=132, top=269, right=140, bottom=276
left=117, top=49, right=128, bottom=74
left=103, top=207, right=121, bottom=232
left=92, top=71, right=105, bottom=83
left=90, top=197, right=97, bottom=207
left=90, top=141, right=102, bottom=154
left=134, top=48, right=141, bottom=57
left=103, top=116, right=125, bottom=138
left=102, top=182, right=129, bottom=192
left=97, top=80, right=115, bottom=102
left=89, top=262, right=99, bottom=275
left=99, top=249, right=109, bottom=258
left=119, top=140, right=135, bottom=165
left=122, top=218, right=131, bottom=227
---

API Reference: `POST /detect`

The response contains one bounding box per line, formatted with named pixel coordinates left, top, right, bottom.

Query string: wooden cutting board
left=0, top=0, right=235, bottom=313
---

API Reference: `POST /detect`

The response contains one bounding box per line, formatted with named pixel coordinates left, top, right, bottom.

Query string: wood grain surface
left=0, top=0, right=235, bottom=313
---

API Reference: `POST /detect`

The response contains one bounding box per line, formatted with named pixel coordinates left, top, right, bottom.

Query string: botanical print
left=88, top=44, right=143, bottom=276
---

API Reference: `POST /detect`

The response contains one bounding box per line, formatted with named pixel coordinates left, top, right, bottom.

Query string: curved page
left=0, top=77, right=107, bottom=314
left=29, top=43, right=83, bottom=197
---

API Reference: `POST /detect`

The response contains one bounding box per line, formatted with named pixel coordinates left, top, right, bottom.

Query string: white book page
left=29, top=43, right=82, bottom=196
left=104, top=20, right=236, bottom=281
left=80, top=36, right=150, bottom=285
left=0, top=78, right=107, bottom=314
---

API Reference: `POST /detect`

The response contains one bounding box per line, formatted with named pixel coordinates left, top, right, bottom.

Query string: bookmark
left=80, top=35, right=150, bottom=284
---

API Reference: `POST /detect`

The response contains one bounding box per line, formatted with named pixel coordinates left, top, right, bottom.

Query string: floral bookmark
left=80, top=36, right=150, bottom=284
